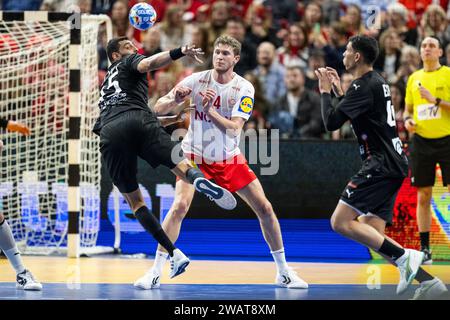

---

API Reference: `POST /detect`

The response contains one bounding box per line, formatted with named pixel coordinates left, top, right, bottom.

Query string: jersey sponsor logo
left=232, top=86, right=241, bottom=91
left=345, top=189, right=354, bottom=198
left=199, top=79, right=210, bottom=84
left=391, top=137, right=403, bottom=155
left=352, top=83, right=361, bottom=90
left=238, top=96, right=253, bottom=114
left=417, top=104, right=441, bottom=120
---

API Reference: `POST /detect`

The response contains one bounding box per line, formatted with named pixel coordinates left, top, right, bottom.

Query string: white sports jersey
left=178, top=70, right=255, bottom=161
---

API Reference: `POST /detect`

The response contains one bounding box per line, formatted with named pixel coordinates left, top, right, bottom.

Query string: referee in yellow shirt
left=404, top=36, right=450, bottom=265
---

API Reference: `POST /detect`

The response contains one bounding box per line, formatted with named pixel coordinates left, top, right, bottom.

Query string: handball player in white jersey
left=134, top=35, right=308, bottom=290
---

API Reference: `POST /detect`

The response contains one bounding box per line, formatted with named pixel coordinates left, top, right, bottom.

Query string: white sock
left=270, top=248, right=289, bottom=273
left=152, top=250, right=169, bottom=274
left=0, top=220, right=25, bottom=274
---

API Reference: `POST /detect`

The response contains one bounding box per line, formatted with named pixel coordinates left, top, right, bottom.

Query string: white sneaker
left=411, top=277, right=448, bottom=300
left=134, top=269, right=161, bottom=290
left=16, top=269, right=42, bottom=291
left=396, top=249, right=424, bottom=295
left=276, top=268, right=308, bottom=289
left=193, top=178, right=237, bottom=210
left=169, top=249, right=190, bottom=279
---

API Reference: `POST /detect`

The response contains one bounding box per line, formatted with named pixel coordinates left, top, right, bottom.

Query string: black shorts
left=100, top=110, right=180, bottom=193
left=410, top=134, right=450, bottom=187
left=340, top=158, right=405, bottom=226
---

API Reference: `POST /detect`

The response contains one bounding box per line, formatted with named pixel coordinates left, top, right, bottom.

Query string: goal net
left=0, top=13, right=112, bottom=256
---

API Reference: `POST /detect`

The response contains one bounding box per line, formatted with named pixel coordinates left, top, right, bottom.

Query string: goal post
left=0, top=11, right=118, bottom=257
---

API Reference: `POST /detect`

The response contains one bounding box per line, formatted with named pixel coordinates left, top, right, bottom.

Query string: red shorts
left=180, top=153, right=257, bottom=192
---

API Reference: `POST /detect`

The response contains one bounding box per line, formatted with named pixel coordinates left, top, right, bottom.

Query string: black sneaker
left=421, top=247, right=433, bottom=265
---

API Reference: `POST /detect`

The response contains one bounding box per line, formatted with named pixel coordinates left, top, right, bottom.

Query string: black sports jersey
left=321, top=70, right=408, bottom=178
left=93, top=53, right=154, bottom=134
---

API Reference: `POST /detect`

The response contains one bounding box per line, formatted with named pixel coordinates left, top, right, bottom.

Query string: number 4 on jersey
left=213, top=96, right=221, bottom=109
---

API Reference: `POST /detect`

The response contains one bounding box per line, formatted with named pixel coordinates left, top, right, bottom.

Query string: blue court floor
left=0, top=283, right=448, bottom=300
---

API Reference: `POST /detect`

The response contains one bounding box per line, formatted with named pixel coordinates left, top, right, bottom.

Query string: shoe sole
left=16, top=285, right=42, bottom=291
left=170, top=260, right=190, bottom=279
left=194, top=178, right=237, bottom=210
left=422, top=259, right=433, bottom=265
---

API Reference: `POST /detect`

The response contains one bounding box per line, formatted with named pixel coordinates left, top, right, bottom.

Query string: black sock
left=415, top=267, right=435, bottom=283
left=420, top=232, right=430, bottom=250
left=134, top=206, right=176, bottom=256
left=378, top=239, right=405, bottom=260
left=186, top=167, right=204, bottom=184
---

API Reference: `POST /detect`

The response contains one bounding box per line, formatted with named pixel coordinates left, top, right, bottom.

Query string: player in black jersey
left=1, top=118, right=42, bottom=290
left=94, top=37, right=237, bottom=283
left=316, top=35, right=448, bottom=299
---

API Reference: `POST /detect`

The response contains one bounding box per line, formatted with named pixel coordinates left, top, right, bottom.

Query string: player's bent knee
left=256, top=201, right=275, bottom=219
left=171, top=200, right=190, bottom=219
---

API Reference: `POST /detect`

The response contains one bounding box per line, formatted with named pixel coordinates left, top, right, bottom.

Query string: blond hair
left=213, top=35, right=241, bottom=56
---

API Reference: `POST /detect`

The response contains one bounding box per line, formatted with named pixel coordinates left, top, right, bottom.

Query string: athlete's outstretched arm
left=154, top=86, right=192, bottom=115
left=320, top=93, right=348, bottom=131
left=137, top=45, right=204, bottom=73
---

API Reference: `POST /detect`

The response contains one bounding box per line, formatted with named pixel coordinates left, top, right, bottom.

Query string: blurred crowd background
left=2, top=0, right=450, bottom=140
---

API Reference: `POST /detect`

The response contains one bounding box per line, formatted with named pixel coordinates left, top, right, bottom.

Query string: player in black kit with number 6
left=316, top=35, right=448, bottom=299
left=94, top=37, right=237, bottom=282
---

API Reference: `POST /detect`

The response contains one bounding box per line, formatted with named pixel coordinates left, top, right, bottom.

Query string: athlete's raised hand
left=6, top=120, right=30, bottom=136
left=174, top=86, right=192, bottom=104
left=315, top=68, right=332, bottom=94
left=325, top=67, right=344, bottom=97
left=182, top=44, right=205, bottom=64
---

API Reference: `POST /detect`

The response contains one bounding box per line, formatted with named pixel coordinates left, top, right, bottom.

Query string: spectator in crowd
left=301, top=1, right=326, bottom=46
left=446, top=43, right=450, bottom=65
left=393, top=45, right=421, bottom=86
left=386, top=2, right=418, bottom=46
left=340, top=4, right=365, bottom=36
left=224, top=17, right=257, bottom=76
left=244, top=3, right=282, bottom=47
left=331, top=72, right=355, bottom=140
left=390, top=82, right=409, bottom=143
left=262, top=0, right=300, bottom=30
left=206, top=1, right=230, bottom=48
left=184, top=24, right=212, bottom=71
left=139, top=28, right=163, bottom=84
left=252, top=42, right=286, bottom=106
left=374, top=30, right=403, bottom=83
left=149, top=71, right=176, bottom=108
left=305, top=49, right=326, bottom=93
left=111, top=0, right=133, bottom=39
left=327, top=21, right=349, bottom=75
left=418, top=4, right=450, bottom=50
left=243, top=72, right=271, bottom=131
left=276, top=23, right=309, bottom=69
left=157, top=4, right=192, bottom=51
left=269, top=65, right=323, bottom=139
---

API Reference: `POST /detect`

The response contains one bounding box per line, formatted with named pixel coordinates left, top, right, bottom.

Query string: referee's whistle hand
left=418, top=86, right=436, bottom=104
